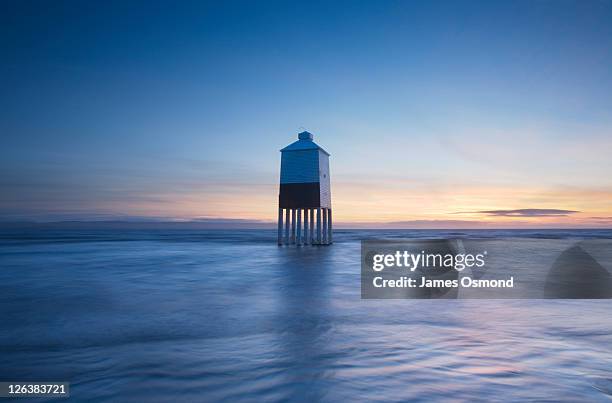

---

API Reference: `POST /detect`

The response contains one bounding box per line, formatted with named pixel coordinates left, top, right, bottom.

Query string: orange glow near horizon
left=93, top=180, right=612, bottom=228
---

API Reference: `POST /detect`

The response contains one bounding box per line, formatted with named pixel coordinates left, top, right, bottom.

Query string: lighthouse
left=278, top=131, right=332, bottom=245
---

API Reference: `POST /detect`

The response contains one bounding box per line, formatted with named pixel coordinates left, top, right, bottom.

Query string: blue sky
left=2, top=0, right=612, bottom=226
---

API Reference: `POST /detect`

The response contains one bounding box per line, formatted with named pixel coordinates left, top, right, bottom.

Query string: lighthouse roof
left=280, top=131, right=330, bottom=156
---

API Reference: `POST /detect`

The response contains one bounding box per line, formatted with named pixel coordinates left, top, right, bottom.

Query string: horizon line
left=1, top=219, right=610, bottom=231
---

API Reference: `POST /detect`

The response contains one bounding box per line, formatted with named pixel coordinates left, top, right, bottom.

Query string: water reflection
left=274, top=246, right=335, bottom=400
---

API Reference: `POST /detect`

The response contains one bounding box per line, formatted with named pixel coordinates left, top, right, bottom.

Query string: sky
left=1, top=0, right=612, bottom=228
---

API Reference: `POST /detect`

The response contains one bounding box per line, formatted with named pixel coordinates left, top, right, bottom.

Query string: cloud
left=457, top=209, right=580, bottom=217
left=588, top=216, right=612, bottom=224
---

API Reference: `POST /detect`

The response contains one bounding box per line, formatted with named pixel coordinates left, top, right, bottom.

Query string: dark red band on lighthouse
left=279, top=183, right=321, bottom=208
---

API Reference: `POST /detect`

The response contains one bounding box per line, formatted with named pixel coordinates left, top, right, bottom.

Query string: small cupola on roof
left=280, top=131, right=330, bottom=155
left=277, top=131, right=332, bottom=246
left=298, top=131, right=313, bottom=140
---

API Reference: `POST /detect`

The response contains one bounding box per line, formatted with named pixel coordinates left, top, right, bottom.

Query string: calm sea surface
left=1, top=229, right=612, bottom=402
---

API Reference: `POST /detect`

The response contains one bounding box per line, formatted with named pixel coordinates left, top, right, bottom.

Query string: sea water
left=1, top=229, right=612, bottom=401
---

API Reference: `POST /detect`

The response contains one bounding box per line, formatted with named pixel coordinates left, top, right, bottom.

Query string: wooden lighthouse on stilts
left=277, top=131, right=332, bottom=246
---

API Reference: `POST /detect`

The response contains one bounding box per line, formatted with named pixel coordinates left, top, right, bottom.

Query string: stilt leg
left=277, top=208, right=283, bottom=245
left=291, top=209, right=296, bottom=244
left=316, top=208, right=322, bottom=244
left=322, top=208, right=328, bottom=244
left=310, top=209, right=315, bottom=244
left=327, top=208, right=333, bottom=244
left=304, top=208, right=309, bottom=245
left=296, top=209, right=302, bottom=245
left=284, top=208, right=290, bottom=244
